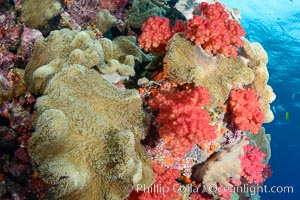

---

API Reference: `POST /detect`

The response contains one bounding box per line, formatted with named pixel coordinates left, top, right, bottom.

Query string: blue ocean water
left=222, top=1, right=300, bottom=199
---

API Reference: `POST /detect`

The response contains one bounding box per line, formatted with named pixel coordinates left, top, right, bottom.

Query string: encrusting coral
left=25, top=29, right=149, bottom=95
left=28, top=65, right=154, bottom=199
left=21, top=0, right=63, bottom=28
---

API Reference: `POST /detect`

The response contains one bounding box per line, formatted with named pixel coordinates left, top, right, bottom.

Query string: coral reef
left=24, top=29, right=148, bottom=95
left=0, top=69, right=26, bottom=105
left=126, top=0, right=165, bottom=29
left=227, top=88, right=264, bottom=134
left=149, top=86, right=216, bottom=158
left=0, top=6, right=42, bottom=69
left=0, top=92, right=52, bottom=199
left=246, top=127, right=271, bottom=163
left=184, top=2, right=245, bottom=57
left=60, top=0, right=103, bottom=30
left=21, top=0, right=63, bottom=28
left=128, top=161, right=180, bottom=200
left=138, top=16, right=173, bottom=54
left=0, top=0, right=276, bottom=199
left=99, top=0, right=128, bottom=12
left=165, top=34, right=255, bottom=107
left=241, top=39, right=276, bottom=123
left=28, top=65, right=154, bottom=199
left=191, top=139, right=249, bottom=194
left=240, top=144, right=267, bottom=184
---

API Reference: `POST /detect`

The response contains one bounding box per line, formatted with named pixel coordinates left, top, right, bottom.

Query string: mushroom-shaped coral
left=28, top=65, right=154, bottom=199
left=241, top=39, right=276, bottom=123
left=191, top=139, right=249, bottom=195
left=25, top=29, right=148, bottom=95
left=165, top=34, right=254, bottom=107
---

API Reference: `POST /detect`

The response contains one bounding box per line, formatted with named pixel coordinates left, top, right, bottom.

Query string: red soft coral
left=240, top=144, right=267, bottom=184
left=138, top=17, right=185, bottom=54
left=128, top=161, right=180, bottom=200
left=138, top=17, right=173, bottom=54
left=149, top=86, right=216, bottom=158
left=227, top=88, right=264, bottom=134
left=184, top=2, right=245, bottom=57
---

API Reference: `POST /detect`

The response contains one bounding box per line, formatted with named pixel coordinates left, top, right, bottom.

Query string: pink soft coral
left=240, top=144, right=266, bottom=184
left=128, top=161, right=180, bottom=200
left=138, top=17, right=185, bottom=54
left=227, top=88, right=264, bottom=134
left=149, top=86, right=216, bottom=158
left=184, top=2, right=245, bottom=57
left=138, top=17, right=173, bottom=54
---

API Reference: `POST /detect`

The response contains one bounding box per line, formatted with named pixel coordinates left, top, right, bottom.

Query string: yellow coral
left=25, top=29, right=146, bottom=95
left=165, top=34, right=275, bottom=122
left=241, top=39, right=276, bottom=122
left=21, top=0, right=63, bottom=28
left=29, top=65, right=154, bottom=199
left=166, top=34, right=255, bottom=107
left=25, top=29, right=155, bottom=199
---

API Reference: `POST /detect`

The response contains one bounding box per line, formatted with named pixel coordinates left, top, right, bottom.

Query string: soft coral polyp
left=149, top=86, right=216, bottom=157
left=185, top=2, right=245, bottom=57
